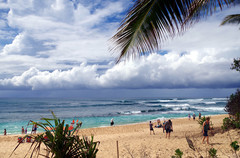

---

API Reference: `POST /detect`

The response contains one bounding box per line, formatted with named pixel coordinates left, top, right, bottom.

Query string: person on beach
left=4, top=129, right=6, bottom=135
left=163, top=120, right=166, bottom=133
left=31, top=124, right=35, bottom=134
left=202, top=117, right=211, bottom=144
left=22, top=126, right=24, bottom=134
left=149, top=121, right=155, bottom=135
left=199, top=112, right=202, bottom=119
left=193, top=113, right=196, bottom=121
left=165, top=120, right=173, bottom=139
left=188, top=114, right=191, bottom=120
left=110, top=118, right=114, bottom=126
left=155, top=119, right=162, bottom=128
left=25, top=127, right=27, bottom=134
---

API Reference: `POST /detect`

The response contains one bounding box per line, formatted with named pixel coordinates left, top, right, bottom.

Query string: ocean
left=0, top=97, right=227, bottom=135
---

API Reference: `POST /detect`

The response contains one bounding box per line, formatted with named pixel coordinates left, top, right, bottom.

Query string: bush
left=225, top=89, right=240, bottom=116
left=11, top=111, right=100, bottom=158
left=171, top=149, right=183, bottom=158
left=231, top=141, right=240, bottom=152
left=209, top=148, right=217, bottom=158
left=197, top=116, right=207, bottom=126
left=222, top=114, right=240, bottom=130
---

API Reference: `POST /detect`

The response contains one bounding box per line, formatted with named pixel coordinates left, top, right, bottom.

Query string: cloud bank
left=0, top=1, right=239, bottom=92
left=1, top=52, right=239, bottom=90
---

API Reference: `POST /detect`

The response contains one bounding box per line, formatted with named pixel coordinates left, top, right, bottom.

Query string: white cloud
left=1, top=51, right=239, bottom=90
left=0, top=1, right=239, bottom=92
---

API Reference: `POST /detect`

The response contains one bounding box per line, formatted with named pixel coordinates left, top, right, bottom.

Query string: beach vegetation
left=225, top=89, right=240, bottom=116
left=230, top=141, right=239, bottom=158
left=197, top=116, right=207, bottom=126
left=231, top=58, right=240, bottom=72
left=209, top=148, right=217, bottom=158
left=110, top=0, right=239, bottom=62
left=10, top=111, right=100, bottom=158
left=231, top=141, right=239, bottom=152
left=171, top=149, right=183, bottom=158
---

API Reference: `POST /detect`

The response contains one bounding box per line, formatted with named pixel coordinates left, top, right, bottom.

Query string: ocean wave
left=204, top=102, right=216, bottom=105
left=192, top=106, right=224, bottom=111
left=212, top=98, right=227, bottom=101
left=162, top=103, right=190, bottom=107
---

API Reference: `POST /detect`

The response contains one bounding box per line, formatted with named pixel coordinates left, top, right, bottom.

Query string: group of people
left=149, top=115, right=212, bottom=144
left=149, top=119, right=173, bottom=139
left=188, top=112, right=201, bottom=120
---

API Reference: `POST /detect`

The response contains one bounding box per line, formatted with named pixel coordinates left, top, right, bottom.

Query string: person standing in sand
left=199, top=112, right=201, bottom=119
left=21, top=126, right=24, bottom=134
left=110, top=118, right=114, bottom=126
left=165, top=120, right=173, bottom=138
left=202, top=117, right=211, bottom=144
left=149, top=121, right=155, bottom=135
left=193, top=113, right=196, bottom=121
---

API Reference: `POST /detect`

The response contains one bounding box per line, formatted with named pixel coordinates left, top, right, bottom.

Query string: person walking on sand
left=110, top=118, right=114, bottom=126
left=193, top=113, right=196, bottom=121
left=21, top=126, right=24, bottom=134
left=149, top=121, right=155, bottom=135
left=163, top=120, right=166, bottom=133
left=199, top=112, right=201, bottom=119
left=165, top=120, right=173, bottom=139
left=188, top=114, right=191, bottom=120
left=202, top=117, right=211, bottom=144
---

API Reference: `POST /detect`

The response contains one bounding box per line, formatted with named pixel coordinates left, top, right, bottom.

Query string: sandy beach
left=1, top=114, right=239, bottom=158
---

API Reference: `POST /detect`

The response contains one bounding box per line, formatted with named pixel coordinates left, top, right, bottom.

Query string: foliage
left=221, top=15, right=240, bottom=29
left=209, top=148, right=217, bottom=158
left=222, top=114, right=240, bottom=130
left=171, top=149, right=183, bottom=158
left=231, top=141, right=240, bottom=152
left=225, top=89, right=240, bottom=116
left=110, top=0, right=238, bottom=62
left=11, top=111, right=100, bottom=158
left=197, top=116, right=207, bottom=126
left=230, top=58, right=240, bottom=72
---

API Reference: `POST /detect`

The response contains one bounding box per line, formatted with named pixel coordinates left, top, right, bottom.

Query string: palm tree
left=221, top=14, right=240, bottom=26
left=111, top=0, right=239, bottom=63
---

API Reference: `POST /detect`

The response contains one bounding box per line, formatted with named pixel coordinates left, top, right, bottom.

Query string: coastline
left=1, top=114, right=240, bottom=158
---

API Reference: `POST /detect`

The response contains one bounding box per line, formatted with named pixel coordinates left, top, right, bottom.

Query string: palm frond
left=111, top=0, right=237, bottom=63
left=111, top=0, right=192, bottom=63
left=221, top=14, right=240, bottom=25
left=186, top=0, right=236, bottom=24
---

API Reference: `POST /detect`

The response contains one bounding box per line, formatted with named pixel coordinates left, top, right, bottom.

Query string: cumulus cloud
left=0, top=1, right=239, bottom=92
left=1, top=52, right=239, bottom=90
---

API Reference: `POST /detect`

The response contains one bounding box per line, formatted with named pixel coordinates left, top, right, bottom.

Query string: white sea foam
left=212, top=98, right=227, bottom=101
left=131, top=111, right=141, bottom=114
left=204, top=102, right=216, bottom=105
left=162, top=103, right=190, bottom=107
left=192, top=106, right=224, bottom=111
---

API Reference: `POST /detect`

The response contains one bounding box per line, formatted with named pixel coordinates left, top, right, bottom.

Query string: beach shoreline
left=0, top=113, right=227, bottom=136
left=1, top=114, right=240, bottom=158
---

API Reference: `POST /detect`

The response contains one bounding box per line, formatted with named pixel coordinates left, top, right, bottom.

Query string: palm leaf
left=111, top=0, right=236, bottom=62
left=221, top=14, right=240, bottom=25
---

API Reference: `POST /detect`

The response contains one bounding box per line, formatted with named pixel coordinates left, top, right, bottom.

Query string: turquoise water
left=0, top=98, right=227, bottom=135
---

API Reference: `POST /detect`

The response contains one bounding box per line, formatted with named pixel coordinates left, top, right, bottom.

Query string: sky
left=0, top=0, right=239, bottom=99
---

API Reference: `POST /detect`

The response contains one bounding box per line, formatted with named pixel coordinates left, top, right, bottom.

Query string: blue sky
left=0, top=0, right=239, bottom=98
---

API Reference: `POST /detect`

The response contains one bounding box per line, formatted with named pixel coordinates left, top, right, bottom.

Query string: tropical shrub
left=225, top=89, right=240, bottom=116
left=171, top=149, right=183, bottom=158
left=197, top=116, right=207, bottom=126
left=222, top=113, right=240, bottom=130
left=209, top=148, right=217, bottom=158
left=11, top=111, right=100, bottom=158
left=231, top=141, right=240, bottom=152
